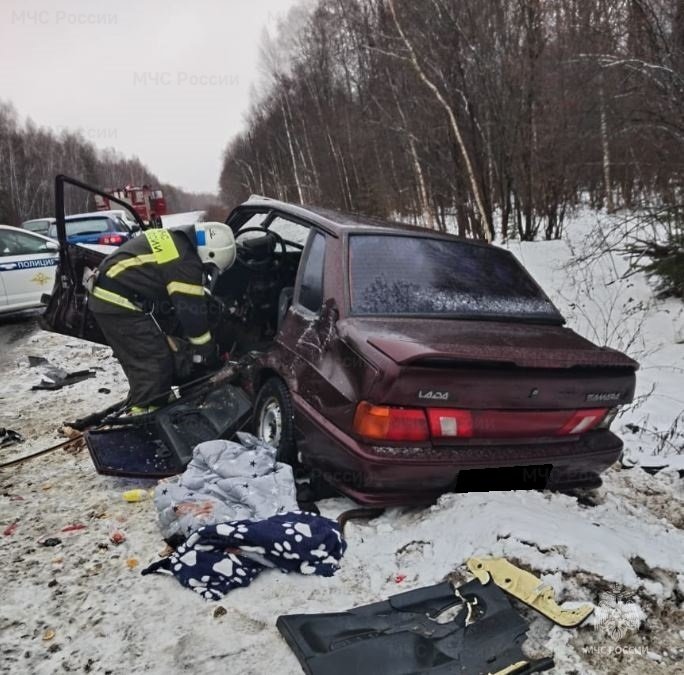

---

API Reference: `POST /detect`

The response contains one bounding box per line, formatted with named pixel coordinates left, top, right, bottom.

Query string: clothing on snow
left=142, top=511, right=346, bottom=600
left=154, top=432, right=299, bottom=542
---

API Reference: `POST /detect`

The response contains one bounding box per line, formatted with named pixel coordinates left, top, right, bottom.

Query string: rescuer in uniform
left=88, top=222, right=236, bottom=414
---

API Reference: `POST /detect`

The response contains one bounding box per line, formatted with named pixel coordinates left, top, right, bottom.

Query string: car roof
left=92, top=209, right=135, bottom=219
left=23, top=217, right=55, bottom=224
left=238, top=196, right=486, bottom=244
left=65, top=213, right=113, bottom=221
left=0, top=223, right=53, bottom=241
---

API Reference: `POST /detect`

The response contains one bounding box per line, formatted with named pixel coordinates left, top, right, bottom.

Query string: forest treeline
left=0, top=101, right=215, bottom=226
left=220, top=0, right=684, bottom=241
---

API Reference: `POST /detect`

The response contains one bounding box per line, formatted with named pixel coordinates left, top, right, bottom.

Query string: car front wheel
left=254, top=377, right=296, bottom=464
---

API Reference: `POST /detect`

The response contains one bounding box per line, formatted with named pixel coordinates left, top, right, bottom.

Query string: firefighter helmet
left=194, top=222, right=236, bottom=273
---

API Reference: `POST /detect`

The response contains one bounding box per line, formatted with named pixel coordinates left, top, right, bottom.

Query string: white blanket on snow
left=154, top=432, right=298, bottom=541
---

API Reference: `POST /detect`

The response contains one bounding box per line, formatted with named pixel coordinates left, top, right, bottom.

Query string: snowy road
left=0, top=312, right=40, bottom=364
left=1, top=209, right=683, bottom=675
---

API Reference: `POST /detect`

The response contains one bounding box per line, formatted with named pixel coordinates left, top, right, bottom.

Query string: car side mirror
left=43, top=241, right=60, bottom=252
left=130, top=223, right=142, bottom=233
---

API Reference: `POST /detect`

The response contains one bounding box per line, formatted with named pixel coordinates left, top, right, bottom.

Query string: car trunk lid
left=339, top=317, right=638, bottom=412
left=349, top=317, right=637, bottom=369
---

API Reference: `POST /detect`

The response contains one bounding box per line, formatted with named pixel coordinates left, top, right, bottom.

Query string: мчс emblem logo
left=593, top=584, right=643, bottom=641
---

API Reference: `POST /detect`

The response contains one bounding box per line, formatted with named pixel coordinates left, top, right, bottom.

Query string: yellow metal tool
left=491, top=662, right=530, bottom=675
left=467, top=556, right=594, bottom=627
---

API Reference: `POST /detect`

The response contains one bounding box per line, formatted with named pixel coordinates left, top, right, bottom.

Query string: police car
left=0, top=224, right=116, bottom=314
left=0, top=225, right=62, bottom=314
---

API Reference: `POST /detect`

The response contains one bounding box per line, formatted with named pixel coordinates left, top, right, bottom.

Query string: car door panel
left=40, top=174, right=146, bottom=342
left=0, top=269, right=7, bottom=308
left=276, top=230, right=328, bottom=403
left=0, top=254, right=58, bottom=309
left=275, top=230, right=357, bottom=464
left=41, top=242, right=108, bottom=344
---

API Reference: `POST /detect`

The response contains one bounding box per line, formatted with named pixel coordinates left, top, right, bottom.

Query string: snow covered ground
left=1, top=208, right=683, bottom=674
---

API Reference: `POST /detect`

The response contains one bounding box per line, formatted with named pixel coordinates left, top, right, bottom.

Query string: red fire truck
left=94, top=185, right=167, bottom=226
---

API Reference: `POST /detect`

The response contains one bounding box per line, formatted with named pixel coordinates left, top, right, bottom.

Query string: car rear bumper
left=293, top=394, right=622, bottom=506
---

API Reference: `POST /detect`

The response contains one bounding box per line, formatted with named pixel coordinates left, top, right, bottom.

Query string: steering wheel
left=235, top=227, right=287, bottom=271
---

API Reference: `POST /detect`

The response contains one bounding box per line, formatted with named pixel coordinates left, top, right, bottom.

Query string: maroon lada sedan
left=218, top=199, right=637, bottom=505
left=43, top=179, right=638, bottom=506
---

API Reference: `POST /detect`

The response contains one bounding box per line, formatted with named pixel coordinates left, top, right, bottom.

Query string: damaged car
left=42, top=176, right=638, bottom=506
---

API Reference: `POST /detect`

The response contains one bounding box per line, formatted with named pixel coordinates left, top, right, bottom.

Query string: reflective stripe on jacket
left=88, top=229, right=211, bottom=345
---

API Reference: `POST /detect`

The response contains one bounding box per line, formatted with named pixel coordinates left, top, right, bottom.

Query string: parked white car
left=22, top=217, right=56, bottom=237
left=0, top=224, right=61, bottom=314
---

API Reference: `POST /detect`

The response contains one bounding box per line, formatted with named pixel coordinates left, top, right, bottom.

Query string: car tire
left=254, top=377, right=296, bottom=464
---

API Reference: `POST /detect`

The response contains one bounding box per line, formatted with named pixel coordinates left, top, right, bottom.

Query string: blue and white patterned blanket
left=142, top=511, right=346, bottom=600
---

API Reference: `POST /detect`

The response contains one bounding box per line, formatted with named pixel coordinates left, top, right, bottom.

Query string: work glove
left=193, top=341, right=220, bottom=369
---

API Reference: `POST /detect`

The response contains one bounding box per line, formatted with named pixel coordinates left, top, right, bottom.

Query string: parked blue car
left=47, top=213, right=139, bottom=246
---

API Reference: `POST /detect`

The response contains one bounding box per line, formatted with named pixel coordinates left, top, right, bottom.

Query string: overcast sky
left=0, top=0, right=300, bottom=193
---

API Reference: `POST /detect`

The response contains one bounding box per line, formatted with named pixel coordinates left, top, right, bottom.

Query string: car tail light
left=556, top=408, right=608, bottom=435
left=428, top=408, right=609, bottom=439
left=353, top=402, right=429, bottom=442
left=98, top=233, right=125, bottom=245
left=427, top=409, right=474, bottom=438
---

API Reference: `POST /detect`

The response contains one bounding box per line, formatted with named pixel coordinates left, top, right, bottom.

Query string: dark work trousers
left=93, top=311, right=174, bottom=408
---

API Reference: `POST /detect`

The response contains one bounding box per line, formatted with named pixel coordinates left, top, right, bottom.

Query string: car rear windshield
left=23, top=220, right=52, bottom=233
left=50, top=218, right=111, bottom=238
left=348, top=234, right=562, bottom=322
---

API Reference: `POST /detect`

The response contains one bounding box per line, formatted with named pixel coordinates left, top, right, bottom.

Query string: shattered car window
left=349, top=234, right=562, bottom=322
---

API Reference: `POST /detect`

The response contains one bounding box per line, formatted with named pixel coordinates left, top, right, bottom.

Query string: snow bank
left=504, top=207, right=684, bottom=468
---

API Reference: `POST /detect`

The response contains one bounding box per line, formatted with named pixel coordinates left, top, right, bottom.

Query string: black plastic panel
left=86, top=382, right=252, bottom=478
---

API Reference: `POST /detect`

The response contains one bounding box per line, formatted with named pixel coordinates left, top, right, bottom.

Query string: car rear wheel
left=254, top=377, right=296, bottom=464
